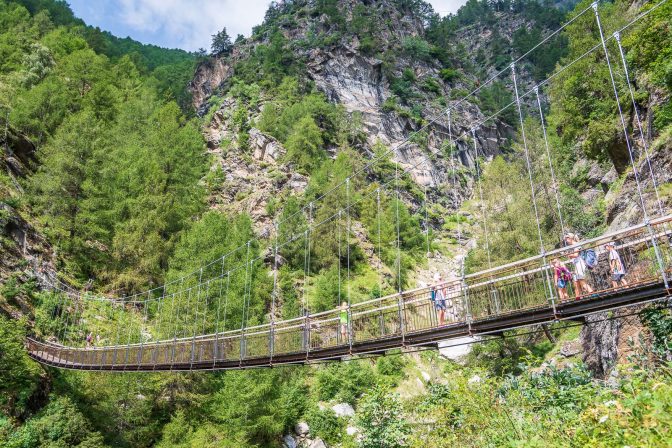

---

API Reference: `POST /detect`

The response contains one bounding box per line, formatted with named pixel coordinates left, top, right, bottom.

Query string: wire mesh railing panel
left=309, top=317, right=341, bottom=350
left=214, top=335, right=241, bottom=361
left=273, top=325, right=305, bottom=355
left=244, top=331, right=271, bottom=359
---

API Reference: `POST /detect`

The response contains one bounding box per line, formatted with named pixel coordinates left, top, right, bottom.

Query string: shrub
left=315, top=361, right=376, bottom=404
left=305, top=407, right=345, bottom=445
left=402, top=37, right=433, bottom=62
left=357, top=386, right=410, bottom=448
left=439, top=68, right=460, bottom=83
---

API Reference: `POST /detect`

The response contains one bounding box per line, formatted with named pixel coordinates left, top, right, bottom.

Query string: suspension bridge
left=26, top=1, right=672, bottom=372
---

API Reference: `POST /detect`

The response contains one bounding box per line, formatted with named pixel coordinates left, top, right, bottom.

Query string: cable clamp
left=591, top=1, right=598, bottom=12
left=533, top=85, right=539, bottom=95
left=613, top=31, right=621, bottom=42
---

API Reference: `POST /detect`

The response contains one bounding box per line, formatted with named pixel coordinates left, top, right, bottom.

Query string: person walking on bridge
left=606, top=242, right=628, bottom=289
left=432, top=273, right=447, bottom=326
left=551, top=257, right=571, bottom=301
left=339, top=302, right=349, bottom=343
left=564, top=233, right=594, bottom=299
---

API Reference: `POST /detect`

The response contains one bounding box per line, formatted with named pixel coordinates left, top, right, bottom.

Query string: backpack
left=430, top=288, right=436, bottom=301
left=581, top=249, right=597, bottom=269
left=557, top=266, right=572, bottom=282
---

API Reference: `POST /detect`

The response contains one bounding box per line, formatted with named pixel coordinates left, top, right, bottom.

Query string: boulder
left=308, top=438, right=327, bottom=448
left=249, top=128, right=286, bottom=162
left=332, top=402, right=355, bottom=418
left=282, top=434, right=297, bottom=448
left=468, top=374, right=482, bottom=385
left=560, top=341, right=581, bottom=358
left=294, top=421, right=310, bottom=436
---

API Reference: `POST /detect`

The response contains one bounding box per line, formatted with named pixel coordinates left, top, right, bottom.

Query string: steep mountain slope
left=189, top=0, right=573, bottom=266
left=2, top=1, right=672, bottom=447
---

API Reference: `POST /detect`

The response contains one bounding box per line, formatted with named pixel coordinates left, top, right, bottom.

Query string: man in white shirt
left=606, top=242, right=628, bottom=288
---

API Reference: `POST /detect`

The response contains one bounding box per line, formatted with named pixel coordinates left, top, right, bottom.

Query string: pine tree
left=211, top=27, right=233, bottom=55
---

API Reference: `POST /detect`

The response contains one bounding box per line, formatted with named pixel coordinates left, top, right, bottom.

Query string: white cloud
left=429, top=0, right=468, bottom=15
left=110, top=0, right=467, bottom=52
left=115, top=0, right=271, bottom=51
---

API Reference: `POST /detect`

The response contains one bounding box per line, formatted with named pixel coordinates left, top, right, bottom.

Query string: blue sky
left=68, top=0, right=468, bottom=52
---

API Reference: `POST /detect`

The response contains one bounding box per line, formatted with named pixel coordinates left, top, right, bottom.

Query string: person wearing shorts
left=565, top=233, right=594, bottom=299
left=551, top=257, right=571, bottom=301
left=433, top=273, right=446, bottom=326
left=339, top=302, right=349, bottom=342
left=606, top=242, right=628, bottom=288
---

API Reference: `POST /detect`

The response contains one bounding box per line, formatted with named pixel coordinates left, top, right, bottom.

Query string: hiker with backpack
left=431, top=272, right=447, bottom=326
left=606, top=242, right=628, bottom=289
left=564, top=233, right=595, bottom=299
left=551, top=257, right=571, bottom=301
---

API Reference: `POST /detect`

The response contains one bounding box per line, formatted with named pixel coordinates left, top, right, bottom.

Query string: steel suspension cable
left=213, top=257, right=225, bottom=365
left=241, top=241, right=252, bottom=332
left=613, top=31, right=665, bottom=217
left=534, top=86, right=567, bottom=240
left=307, top=203, right=313, bottom=315
left=271, top=221, right=279, bottom=324
left=448, top=110, right=464, bottom=277
left=346, top=178, right=352, bottom=306
left=395, top=164, right=402, bottom=292
left=302, top=228, right=308, bottom=317
left=424, top=184, right=430, bottom=259
left=512, top=63, right=545, bottom=254
left=377, top=188, right=382, bottom=295
left=593, top=2, right=649, bottom=221
left=472, top=129, right=493, bottom=269
left=338, top=210, right=342, bottom=306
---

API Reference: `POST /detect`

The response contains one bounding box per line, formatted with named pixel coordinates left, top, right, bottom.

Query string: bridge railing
left=26, top=216, right=672, bottom=369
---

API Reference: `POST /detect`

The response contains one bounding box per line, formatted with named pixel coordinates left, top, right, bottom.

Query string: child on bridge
left=606, top=242, right=628, bottom=289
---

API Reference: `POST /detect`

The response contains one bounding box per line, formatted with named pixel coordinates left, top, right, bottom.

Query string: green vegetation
left=2, top=0, right=672, bottom=447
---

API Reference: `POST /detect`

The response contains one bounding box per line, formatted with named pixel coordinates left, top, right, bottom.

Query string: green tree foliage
left=0, top=317, right=42, bottom=419
left=211, top=27, right=233, bottom=55
left=477, top=81, right=515, bottom=127
left=547, top=0, right=632, bottom=172
left=4, top=396, right=106, bottom=448
left=315, top=361, right=376, bottom=404
left=285, top=115, right=324, bottom=172
left=161, top=212, right=269, bottom=336
left=2, top=0, right=206, bottom=288
left=356, top=386, right=410, bottom=448
left=624, top=1, right=672, bottom=129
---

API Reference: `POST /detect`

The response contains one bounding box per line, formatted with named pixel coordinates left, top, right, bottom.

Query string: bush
left=315, top=361, right=376, bottom=404
left=402, top=37, right=433, bottom=62
left=356, top=386, right=409, bottom=448
left=422, top=78, right=441, bottom=94
left=305, top=407, right=344, bottom=445
left=4, top=396, right=106, bottom=448
left=439, top=68, right=460, bottom=83
left=376, top=352, right=407, bottom=383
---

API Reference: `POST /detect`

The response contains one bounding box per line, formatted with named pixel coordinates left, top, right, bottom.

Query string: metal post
left=190, top=268, right=203, bottom=369
left=646, top=221, right=669, bottom=289
left=462, top=281, right=472, bottom=335
left=347, top=304, right=353, bottom=354
left=304, top=312, right=311, bottom=360
left=542, top=255, right=559, bottom=318
left=397, top=293, right=406, bottom=346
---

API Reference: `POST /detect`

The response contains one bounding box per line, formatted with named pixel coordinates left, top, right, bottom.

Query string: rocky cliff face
left=189, top=0, right=535, bottom=242
left=1, top=130, right=60, bottom=318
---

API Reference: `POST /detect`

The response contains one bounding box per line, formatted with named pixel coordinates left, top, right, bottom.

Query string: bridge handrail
left=26, top=215, right=672, bottom=358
